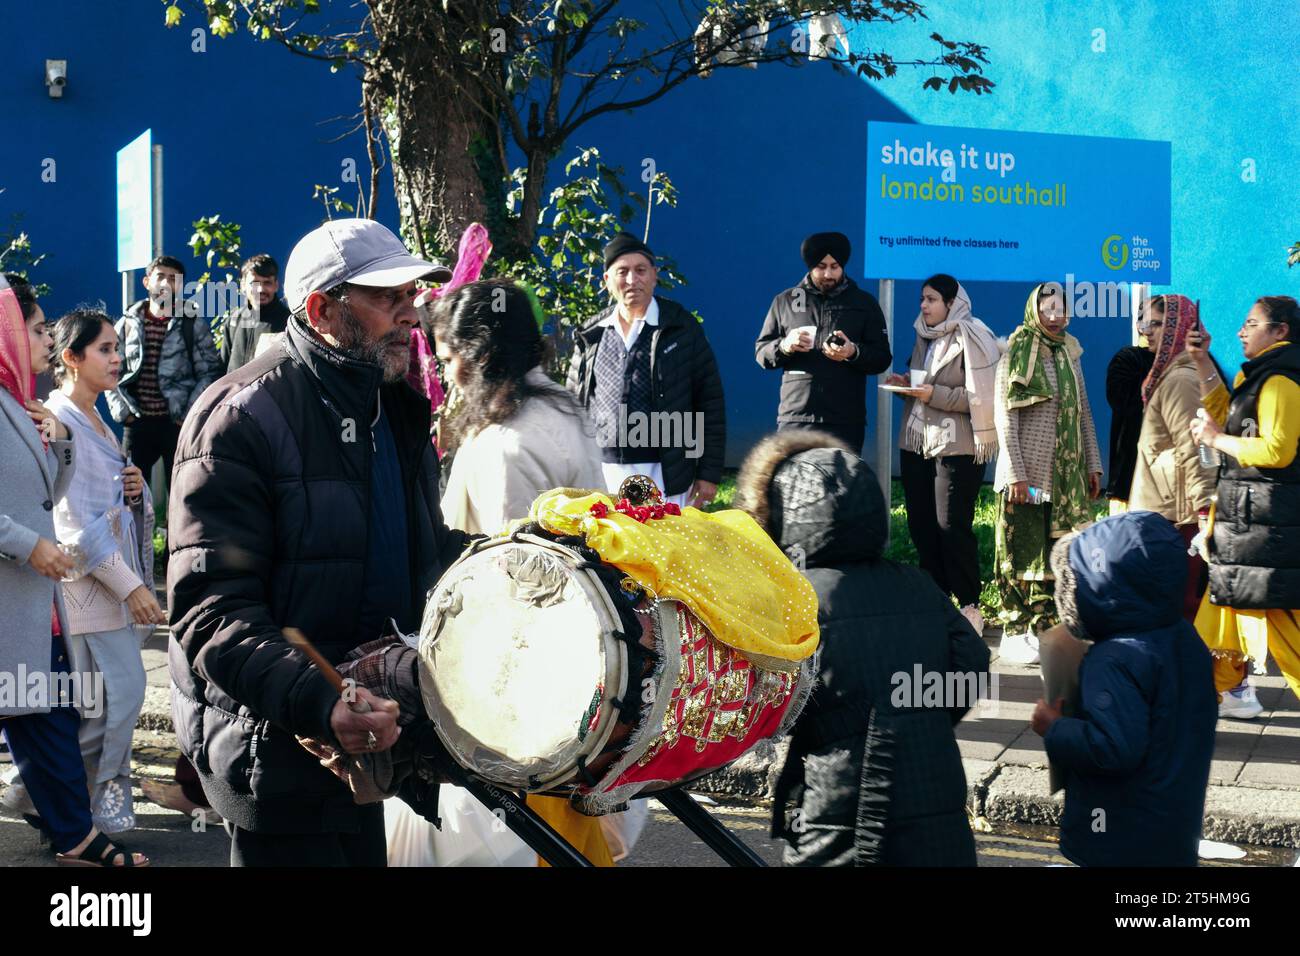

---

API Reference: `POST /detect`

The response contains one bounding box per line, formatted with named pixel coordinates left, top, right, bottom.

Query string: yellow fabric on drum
left=523, top=489, right=820, bottom=670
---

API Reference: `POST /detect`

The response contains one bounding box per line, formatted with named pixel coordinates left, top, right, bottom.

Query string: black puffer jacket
left=167, top=316, right=470, bottom=833
left=754, top=276, right=891, bottom=426
left=739, top=431, right=989, bottom=866
left=566, top=296, right=725, bottom=496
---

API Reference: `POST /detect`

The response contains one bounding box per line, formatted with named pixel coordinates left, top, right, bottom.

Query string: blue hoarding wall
left=0, top=1, right=391, bottom=319
left=3, top=1, right=1294, bottom=477
left=866, top=122, right=1171, bottom=284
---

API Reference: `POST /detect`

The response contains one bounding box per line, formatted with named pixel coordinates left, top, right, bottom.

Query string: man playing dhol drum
left=167, top=219, right=469, bottom=867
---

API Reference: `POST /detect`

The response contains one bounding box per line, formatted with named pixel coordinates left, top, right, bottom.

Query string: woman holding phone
left=1189, top=296, right=1300, bottom=719
left=1126, top=295, right=1218, bottom=622
left=991, top=283, right=1103, bottom=664
left=885, top=274, right=1004, bottom=635
left=44, top=308, right=162, bottom=833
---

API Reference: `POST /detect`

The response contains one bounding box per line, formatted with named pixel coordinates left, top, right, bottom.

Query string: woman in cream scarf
left=886, top=274, right=1003, bottom=635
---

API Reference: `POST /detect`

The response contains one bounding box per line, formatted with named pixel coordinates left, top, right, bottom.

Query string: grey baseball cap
left=283, top=218, right=453, bottom=313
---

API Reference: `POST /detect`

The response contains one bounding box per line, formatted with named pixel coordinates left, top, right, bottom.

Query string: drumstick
left=283, top=627, right=373, bottom=714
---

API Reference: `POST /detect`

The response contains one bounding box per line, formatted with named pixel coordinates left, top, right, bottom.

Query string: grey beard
left=335, top=302, right=409, bottom=383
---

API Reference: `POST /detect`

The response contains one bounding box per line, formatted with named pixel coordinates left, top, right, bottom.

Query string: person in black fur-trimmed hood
left=754, top=232, right=892, bottom=454
left=736, top=429, right=989, bottom=866
left=565, top=233, right=726, bottom=509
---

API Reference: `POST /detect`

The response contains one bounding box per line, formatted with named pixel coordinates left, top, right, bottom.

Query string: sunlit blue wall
left=4, top=1, right=1295, bottom=477
left=0, top=0, right=387, bottom=319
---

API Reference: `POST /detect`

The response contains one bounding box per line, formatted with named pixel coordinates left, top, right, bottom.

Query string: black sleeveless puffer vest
left=1209, top=342, right=1300, bottom=609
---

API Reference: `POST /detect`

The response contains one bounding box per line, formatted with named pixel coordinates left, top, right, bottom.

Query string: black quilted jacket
left=766, top=448, right=989, bottom=866
left=166, top=316, right=469, bottom=833
left=566, top=296, right=726, bottom=496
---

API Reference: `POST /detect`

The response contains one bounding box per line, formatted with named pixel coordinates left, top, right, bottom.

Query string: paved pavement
left=958, top=641, right=1300, bottom=849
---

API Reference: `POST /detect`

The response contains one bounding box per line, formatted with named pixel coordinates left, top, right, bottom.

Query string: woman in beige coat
left=1126, top=295, right=1217, bottom=621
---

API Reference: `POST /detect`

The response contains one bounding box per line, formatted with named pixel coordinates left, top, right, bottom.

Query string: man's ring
left=366, top=731, right=377, bottom=751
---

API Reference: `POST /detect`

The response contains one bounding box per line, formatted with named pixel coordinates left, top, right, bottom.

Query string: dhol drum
left=418, top=532, right=816, bottom=814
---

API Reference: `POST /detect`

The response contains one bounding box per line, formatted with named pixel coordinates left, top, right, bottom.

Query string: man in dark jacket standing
left=221, top=253, right=291, bottom=372
left=754, top=232, right=891, bottom=454
left=736, top=430, right=990, bottom=866
left=1032, top=511, right=1217, bottom=866
left=566, top=233, right=725, bottom=508
left=167, top=219, right=462, bottom=866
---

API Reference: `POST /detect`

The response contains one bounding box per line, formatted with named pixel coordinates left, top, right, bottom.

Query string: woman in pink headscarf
left=1126, top=294, right=1218, bottom=622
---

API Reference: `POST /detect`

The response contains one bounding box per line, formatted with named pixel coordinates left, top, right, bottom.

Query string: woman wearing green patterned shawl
left=992, top=283, right=1103, bottom=664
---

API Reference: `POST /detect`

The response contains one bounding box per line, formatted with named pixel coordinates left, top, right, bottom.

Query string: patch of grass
left=153, top=528, right=167, bottom=581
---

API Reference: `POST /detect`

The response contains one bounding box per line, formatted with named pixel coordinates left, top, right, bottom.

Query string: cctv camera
left=45, top=59, right=67, bottom=98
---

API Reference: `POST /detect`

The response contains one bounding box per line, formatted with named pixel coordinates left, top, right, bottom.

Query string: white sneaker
left=999, top=632, right=1040, bottom=665
left=1219, top=683, right=1263, bottom=720
left=960, top=605, right=984, bottom=636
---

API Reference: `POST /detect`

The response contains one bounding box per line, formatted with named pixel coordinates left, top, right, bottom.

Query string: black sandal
left=56, top=831, right=150, bottom=868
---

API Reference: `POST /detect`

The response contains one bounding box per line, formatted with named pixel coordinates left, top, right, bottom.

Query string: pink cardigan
left=61, top=550, right=141, bottom=635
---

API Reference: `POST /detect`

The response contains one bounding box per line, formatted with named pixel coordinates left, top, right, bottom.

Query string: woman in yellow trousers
left=1188, top=296, right=1300, bottom=719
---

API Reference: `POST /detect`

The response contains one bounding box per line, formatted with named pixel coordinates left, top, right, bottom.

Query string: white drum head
left=419, top=539, right=626, bottom=790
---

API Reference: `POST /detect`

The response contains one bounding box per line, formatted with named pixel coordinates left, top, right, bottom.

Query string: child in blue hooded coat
left=1031, top=511, right=1217, bottom=866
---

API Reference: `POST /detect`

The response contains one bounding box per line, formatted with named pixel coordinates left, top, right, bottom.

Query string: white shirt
left=599, top=297, right=660, bottom=350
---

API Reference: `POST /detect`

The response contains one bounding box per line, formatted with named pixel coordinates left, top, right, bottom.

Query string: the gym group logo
left=1101, top=234, right=1129, bottom=271
left=1101, top=233, right=1161, bottom=273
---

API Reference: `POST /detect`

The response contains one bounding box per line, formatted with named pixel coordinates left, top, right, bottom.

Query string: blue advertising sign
left=865, top=122, right=1170, bottom=284
left=116, top=130, right=153, bottom=272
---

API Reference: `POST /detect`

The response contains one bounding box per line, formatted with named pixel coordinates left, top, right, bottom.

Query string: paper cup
left=909, top=369, right=926, bottom=387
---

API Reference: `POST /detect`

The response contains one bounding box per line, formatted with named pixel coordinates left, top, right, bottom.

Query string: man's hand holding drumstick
left=285, top=628, right=401, bottom=755
left=330, top=688, right=401, bottom=755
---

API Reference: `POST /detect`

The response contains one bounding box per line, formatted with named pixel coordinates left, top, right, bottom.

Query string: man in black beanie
left=754, top=231, right=891, bottom=454
left=566, top=232, right=726, bottom=507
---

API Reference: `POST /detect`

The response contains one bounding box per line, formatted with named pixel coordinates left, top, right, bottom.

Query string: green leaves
left=0, top=221, right=51, bottom=297
left=312, top=184, right=354, bottom=221
left=495, top=146, right=693, bottom=379
left=164, top=4, right=183, bottom=28
left=188, top=214, right=243, bottom=271
left=1289, top=241, right=1300, bottom=268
